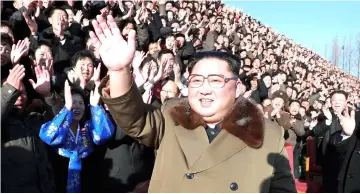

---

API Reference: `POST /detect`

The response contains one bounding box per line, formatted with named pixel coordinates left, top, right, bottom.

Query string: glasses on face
left=187, top=74, right=238, bottom=88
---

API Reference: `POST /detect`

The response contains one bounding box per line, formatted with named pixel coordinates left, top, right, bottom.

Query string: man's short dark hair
left=0, top=33, right=13, bottom=46
left=330, top=90, right=348, bottom=100
left=157, top=49, right=174, bottom=61
left=49, top=7, right=69, bottom=18
left=188, top=51, right=240, bottom=77
left=289, top=100, right=301, bottom=106
left=71, top=50, right=96, bottom=68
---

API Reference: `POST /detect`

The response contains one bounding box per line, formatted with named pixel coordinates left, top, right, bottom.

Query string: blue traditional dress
left=39, top=105, right=114, bottom=193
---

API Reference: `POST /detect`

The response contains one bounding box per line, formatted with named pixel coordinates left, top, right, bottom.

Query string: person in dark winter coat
left=39, top=7, right=85, bottom=74
left=1, top=65, right=54, bottom=193
left=98, top=113, right=155, bottom=193
left=312, top=90, right=350, bottom=192
left=327, top=110, right=360, bottom=193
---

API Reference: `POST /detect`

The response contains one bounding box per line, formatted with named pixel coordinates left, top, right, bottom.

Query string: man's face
left=0, top=42, right=11, bottom=65
left=289, top=102, right=300, bottom=116
left=188, top=58, right=240, bottom=124
left=331, top=93, right=347, bottom=114
left=122, top=23, right=135, bottom=38
left=272, top=97, right=284, bottom=109
left=165, top=2, right=173, bottom=10
left=50, top=9, right=68, bottom=31
left=160, top=80, right=179, bottom=103
left=74, top=57, right=94, bottom=81
left=279, top=73, right=287, bottom=82
left=252, top=59, right=260, bottom=69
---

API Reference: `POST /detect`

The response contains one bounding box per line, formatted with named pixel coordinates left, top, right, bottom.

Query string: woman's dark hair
left=29, top=40, right=53, bottom=59
left=70, top=86, right=91, bottom=127
left=71, top=50, right=96, bottom=69
left=117, top=18, right=136, bottom=32
left=187, top=51, right=240, bottom=77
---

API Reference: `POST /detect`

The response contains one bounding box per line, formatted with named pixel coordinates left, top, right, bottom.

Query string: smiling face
left=188, top=58, right=241, bottom=125
left=331, top=93, right=347, bottom=114
left=289, top=101, right=300, bottom=116
left=74, top=57, right=94, bottom=82
left=0, top=41, right=11, bottom=65
left=50, top=9, right=68, bottom=31
left=160, top=80, right=179, bottom=103
left=72, top=93, right=85, bottom=121
left=34, top=45, right=52, bottom=67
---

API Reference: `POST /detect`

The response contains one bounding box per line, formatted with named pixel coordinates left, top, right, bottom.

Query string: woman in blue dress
left=39, top=80, right=114, bottom=192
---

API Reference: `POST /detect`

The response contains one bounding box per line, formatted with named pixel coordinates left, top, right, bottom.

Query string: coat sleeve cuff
left=99, top=75, right=137, bottom=105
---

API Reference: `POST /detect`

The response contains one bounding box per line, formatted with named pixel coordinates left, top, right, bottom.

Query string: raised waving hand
left=89, top=15, right=136, bottom=71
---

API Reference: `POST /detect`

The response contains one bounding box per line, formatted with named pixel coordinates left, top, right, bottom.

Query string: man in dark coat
left=327, top=110, right=360, bottom=193
left=1, top=65, right=54, bottom=192
left=39, top=7, right=84, bottom=74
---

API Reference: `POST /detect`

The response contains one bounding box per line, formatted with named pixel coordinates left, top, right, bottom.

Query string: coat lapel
left=173, top=125, right=209, bottom=168
left=192, top=129, right=247, bottom=172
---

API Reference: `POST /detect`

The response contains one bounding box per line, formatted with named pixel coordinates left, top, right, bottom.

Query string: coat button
left=186, top=173, right=194, bottom=179
left=347, top=173, right=354, bottom=179
left=230, top=182, right=238, bottom=191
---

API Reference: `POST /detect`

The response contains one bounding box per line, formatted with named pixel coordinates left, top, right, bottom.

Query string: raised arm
left=88, top=83, right=115, bottom=145
left=91, top=15, right=165, bottom=148
left=39, top=106, right=72, bottom=146
left=1, top=65, right=25, bottom=122
left=39, top=81, right=73, bottom=146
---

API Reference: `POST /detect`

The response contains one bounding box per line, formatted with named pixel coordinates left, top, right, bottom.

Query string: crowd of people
left=1, top=0, right=360, bottom=193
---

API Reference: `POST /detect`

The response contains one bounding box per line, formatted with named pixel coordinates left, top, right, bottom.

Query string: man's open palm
left=90, top=15, right=136, bottom=71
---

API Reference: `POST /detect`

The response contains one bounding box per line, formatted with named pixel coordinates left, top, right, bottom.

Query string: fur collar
left=169, top=97, right=265, bottom=148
